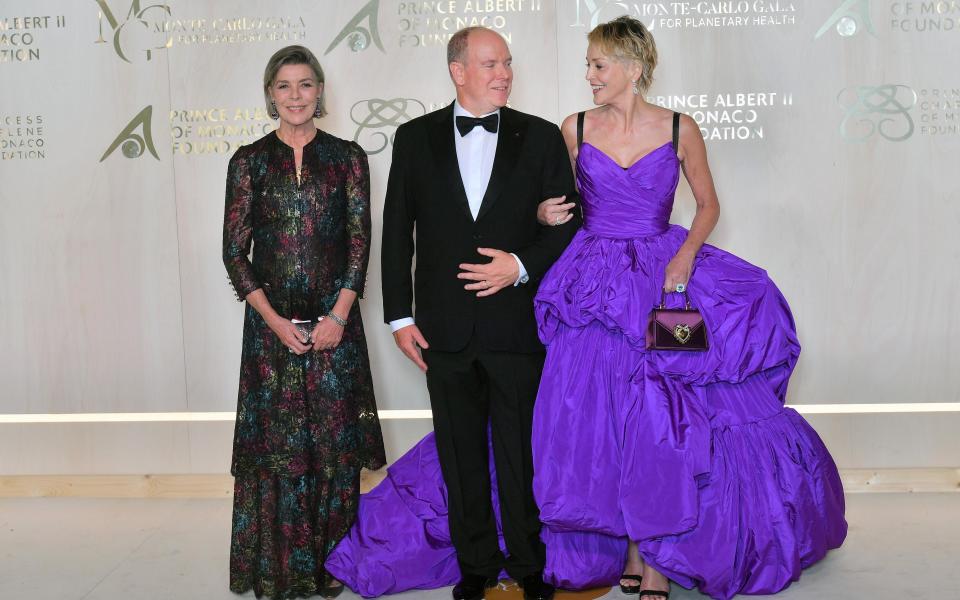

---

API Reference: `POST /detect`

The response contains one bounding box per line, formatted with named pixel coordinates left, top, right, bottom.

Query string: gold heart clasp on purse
left=647, top=288, right=708, bottom=351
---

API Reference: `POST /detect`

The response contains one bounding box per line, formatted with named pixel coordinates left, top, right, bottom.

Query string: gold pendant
left=673, top=323, right=692, bottom=344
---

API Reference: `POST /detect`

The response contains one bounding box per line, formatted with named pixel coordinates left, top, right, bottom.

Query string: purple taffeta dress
left=326, top=137, right=847, bottom=600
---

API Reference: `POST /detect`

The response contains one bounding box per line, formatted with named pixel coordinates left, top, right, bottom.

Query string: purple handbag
left=646, top=289, right=709, bottom=351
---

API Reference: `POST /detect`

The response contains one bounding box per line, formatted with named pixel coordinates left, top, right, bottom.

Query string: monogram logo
left=100, top=105, right=160, bottom=162
left=815, top=0, right=875, bottom=39
left=325, top=0, right=384, bottom=55
left=93, top=0, right=172, bottom=62
left=837, top=85, right=917, bottom=142
left=570, top=0, right=630, bottom=29
left=350, top=98, right=426, bottom=155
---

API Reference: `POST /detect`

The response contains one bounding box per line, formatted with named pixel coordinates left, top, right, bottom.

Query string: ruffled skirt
left=326, top=225, right=846, bottom=599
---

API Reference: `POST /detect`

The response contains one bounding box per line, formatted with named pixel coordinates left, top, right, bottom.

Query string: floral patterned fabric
left=223, top=130, right=386, bottom=599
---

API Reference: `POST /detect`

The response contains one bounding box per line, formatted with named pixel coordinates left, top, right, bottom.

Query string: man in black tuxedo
left=381, top=26, right=579, bottom=600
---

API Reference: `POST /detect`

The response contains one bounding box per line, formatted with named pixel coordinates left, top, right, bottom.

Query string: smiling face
left=450, top=29, right=513, bottom=115
left=585, top=43, right=640, bottom=105
left=269, top=63, right=322, bottom=127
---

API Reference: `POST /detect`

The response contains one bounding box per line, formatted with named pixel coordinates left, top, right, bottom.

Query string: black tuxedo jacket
left=382, top=103, right=580, bottom=353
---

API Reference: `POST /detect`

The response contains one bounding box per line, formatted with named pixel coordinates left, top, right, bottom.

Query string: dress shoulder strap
left=672, top=111, right=680, bottom=153
left=577, top=111, right=585, bottom=150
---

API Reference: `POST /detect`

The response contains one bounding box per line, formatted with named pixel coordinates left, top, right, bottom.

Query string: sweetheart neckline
left=580, top=141, right=676, bottom=170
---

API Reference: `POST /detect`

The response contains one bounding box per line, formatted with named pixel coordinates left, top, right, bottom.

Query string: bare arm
left=532, top=113, right=582, bottom=227
left=663, top=114, right=721, bottom=291
left=560, top=112, right=580, bottom=176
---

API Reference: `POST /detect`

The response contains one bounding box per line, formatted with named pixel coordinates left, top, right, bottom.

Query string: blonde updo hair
left=587, top=16, right=658, bottom=93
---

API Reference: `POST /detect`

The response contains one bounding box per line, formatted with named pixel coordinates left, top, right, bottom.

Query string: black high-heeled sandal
left=321, top=581, right=344, bottom=598
left=638, top=590, right=669, bottom=598
left=619, top=574, right=642, bottom=595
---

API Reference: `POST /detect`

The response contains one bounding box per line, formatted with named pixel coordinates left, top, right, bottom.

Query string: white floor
left=1, top=493, right=957, bottom=600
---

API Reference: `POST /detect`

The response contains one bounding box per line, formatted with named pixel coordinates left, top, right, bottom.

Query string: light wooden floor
left=1, top=493, right=957, bottom=599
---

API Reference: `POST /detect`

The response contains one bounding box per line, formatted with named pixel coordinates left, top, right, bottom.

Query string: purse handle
left=658, top=288, right=691, bottom=310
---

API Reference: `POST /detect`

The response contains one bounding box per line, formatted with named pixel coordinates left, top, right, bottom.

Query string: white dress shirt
left=454, top=101, right=499, bottom=219
left=389, top=101, right=528, bottom=333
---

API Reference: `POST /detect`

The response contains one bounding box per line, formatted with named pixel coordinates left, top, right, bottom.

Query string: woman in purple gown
left=530, top=17, right=846, bottom=599
left=327, top=17, right=846, bottom=600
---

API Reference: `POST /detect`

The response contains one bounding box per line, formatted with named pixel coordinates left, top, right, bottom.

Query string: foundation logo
left=94, top=0, right=172, bottom=62
left=815, top=0, right=875, bottom=38
left=351, top=98, right=426, bottom=155
left=325, top=0, right=384, bottom=55
left=100, top=105, right=160, bottom=162
left=837, top=84, right=917, bottom=142
left=571, top=0, right=627, bottom=28
left=817, top=1, right=958, bottom=36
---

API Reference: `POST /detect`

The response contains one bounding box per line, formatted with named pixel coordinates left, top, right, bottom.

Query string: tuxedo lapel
left=427, top=103, right=473, bottom=222
left=476, top=107, right=525, bottom=222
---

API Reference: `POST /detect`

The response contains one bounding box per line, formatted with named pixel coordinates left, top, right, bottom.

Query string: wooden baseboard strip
left=0, top=469, right=389, bottom=498
left=840, top=468, right=960, bottom=493
left=0, top=474, right=235, bottom=498
left=0, top=468, right=955, bottom=498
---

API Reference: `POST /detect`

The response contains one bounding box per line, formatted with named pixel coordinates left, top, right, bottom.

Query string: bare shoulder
left=561, top=110, right=593, bottom=148
left=677, top=113, right=702, bottom=145
left=568, top=107, right=609, bottom=137
left=560, top=112, right=580, bottom=143
left=648, top=103, right=674, bottom=119
left=639, top=104, right=677, bottom=142
left=677, top=112, right=698, bottom=132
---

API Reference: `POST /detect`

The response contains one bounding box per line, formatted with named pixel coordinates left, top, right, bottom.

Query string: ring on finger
left=675, top=282, right=687, bottom=293
left=554, top=216, right=561, bottom=226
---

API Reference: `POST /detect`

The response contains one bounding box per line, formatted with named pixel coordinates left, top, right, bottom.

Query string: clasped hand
left=458, top=248, right=519, bottom=297
left=269, top=315, right=342, bottom=354
left=310, top=317, right=344, bottom=351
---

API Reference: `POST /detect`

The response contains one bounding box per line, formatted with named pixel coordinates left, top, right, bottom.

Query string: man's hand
left=393, top=324, right=429, bottom=372
left=458, top=248, right=520, bottom=297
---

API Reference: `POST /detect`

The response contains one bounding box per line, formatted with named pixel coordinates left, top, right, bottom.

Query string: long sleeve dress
left=222, top=129, right=386, bottom=599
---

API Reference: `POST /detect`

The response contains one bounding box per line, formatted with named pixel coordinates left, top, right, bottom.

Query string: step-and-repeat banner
left=1, top=1, right=958, bottom=473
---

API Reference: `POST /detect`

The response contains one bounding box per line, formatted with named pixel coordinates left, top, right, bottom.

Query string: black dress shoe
left=452, top=573, right=495, bottom=600
left=519, top=573, right=555, bottom=600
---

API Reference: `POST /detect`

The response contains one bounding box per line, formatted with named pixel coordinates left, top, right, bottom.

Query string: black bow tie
left=456, top=113, right=499, bottom=136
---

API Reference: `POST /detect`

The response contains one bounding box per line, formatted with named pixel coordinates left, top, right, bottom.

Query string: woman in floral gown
left=222, top=45, right=385, bottom=599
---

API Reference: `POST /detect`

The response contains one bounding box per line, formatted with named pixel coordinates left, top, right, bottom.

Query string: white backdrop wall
left=1, top=1, right=958, bottom=475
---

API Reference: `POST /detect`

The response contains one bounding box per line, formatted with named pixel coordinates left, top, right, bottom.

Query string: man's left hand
left=458, top=248, right=519, bottom=297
